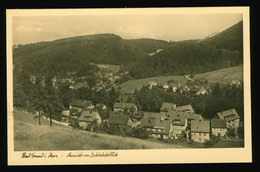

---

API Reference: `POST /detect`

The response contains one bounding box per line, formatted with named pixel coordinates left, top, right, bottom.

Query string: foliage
left=227, top=128, right=235, bottom=137
left=57, top=82, right=74, bottom=108
left=135, top=82, right=243, bottom=121
left=127, top=128, right=149, bottom=139
left=68, top=118, right=79, bottom=128
left=202, top=21, right=243, bottom=52
left=204, top=135, right=220, bottom=147
left=237, top=125, right=244, bottom=139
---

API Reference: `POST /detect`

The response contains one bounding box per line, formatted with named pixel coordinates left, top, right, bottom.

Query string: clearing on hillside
left=119, top=66, right=243, bottom=94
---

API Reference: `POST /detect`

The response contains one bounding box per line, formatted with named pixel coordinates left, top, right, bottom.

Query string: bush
left=237, top=126, right=244, bottom=139
left=68, top=118, right=79, bottom=128
left=227, top=128, right=235, bottom=137
left=52, top=113, right=62, bottom=121
left=129, top=128, right=149, bottom=139
left=204, top=135, right=220, bottom=147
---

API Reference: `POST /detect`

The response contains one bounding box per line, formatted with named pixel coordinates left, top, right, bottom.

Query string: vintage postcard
left=6, top=7, right=251, bottom=165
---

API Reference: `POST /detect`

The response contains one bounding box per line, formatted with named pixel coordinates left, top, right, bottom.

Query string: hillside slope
left=202, top=21, right=243, bottom=52
left=13, top=34, right=149, bottom=73
left=13, top=108, right=187, bottom=151
left=126, top=38, right=170, bottom=53
left=119, top=66, right=243, bottom=94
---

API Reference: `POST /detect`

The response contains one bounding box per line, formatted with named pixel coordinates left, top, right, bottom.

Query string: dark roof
left=127, top=117, right=141, bottom=128
left=186, top=113, right=203, bottom=121
left=162, top=110, right=186, bottom=126
left=70, top=99, right=91, bottom=108
left=176, top=105, right=194, bottom=113
left=140, top=112, right=172, bottom=134
left=191, top=120, right=210, bottom=133
left=211, top=119, right=227, bottom=128
left=113, top=102, right=136, bottom=109
left=160, top=102, right=176, bottom=112
left=108, top=115, right=129, bottom=125
left=167, top=110, right=202, bottom=122
left=171, top=115, right=186, bottom=126
left=79, top=110, right=100, bottom=122
left=217, top=109, right=240, bottom=121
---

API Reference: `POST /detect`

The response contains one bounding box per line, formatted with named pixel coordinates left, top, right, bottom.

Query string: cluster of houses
left=147, top=79, right=242, bottom=96
left=147, top=80, right=209, bottom=95
left=65, top=99, right=241, bottom=143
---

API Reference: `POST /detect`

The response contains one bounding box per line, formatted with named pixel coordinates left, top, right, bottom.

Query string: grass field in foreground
left=119, top=66, right=243, bottom=94
left=13, top=108, right=187, bottom=151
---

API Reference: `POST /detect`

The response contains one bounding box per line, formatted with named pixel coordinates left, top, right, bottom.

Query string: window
left=204, top=133, right=206, bottom=136
left=193, top=133, right=196, bottom=136
left=199, top=133, right=201, bottom=136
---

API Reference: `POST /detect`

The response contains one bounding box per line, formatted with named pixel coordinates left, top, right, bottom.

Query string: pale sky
left=12, top=13, right=243, bottom=45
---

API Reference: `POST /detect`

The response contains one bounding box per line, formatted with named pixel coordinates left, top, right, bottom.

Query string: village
left=55, top=75, right=243, bottom=145
left=27, top=64, right=244, bottom=146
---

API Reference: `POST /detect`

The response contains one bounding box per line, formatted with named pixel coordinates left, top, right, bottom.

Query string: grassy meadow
left=119, top=66, right=243, bottom=94
left=13, top=108, right=187, bottom=151
left=91, top=63, right=120, bottom=75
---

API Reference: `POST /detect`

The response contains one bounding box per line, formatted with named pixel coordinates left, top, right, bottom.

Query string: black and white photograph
left=6, top=7, right=251, bottom=165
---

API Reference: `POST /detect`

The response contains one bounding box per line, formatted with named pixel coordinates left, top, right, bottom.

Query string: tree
left=43, top=75, right=63, bottom=126
left=58, top=81, right=74, bottom=108
left=212, top=83, right=222, bottom=97
left=108, top=87, right=118, bottom=109
left=30, top=76, right=45, bottom=125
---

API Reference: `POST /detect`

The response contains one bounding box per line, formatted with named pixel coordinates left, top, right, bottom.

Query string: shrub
left=237, top=126, right=244, bottom=139
left=227, top=128, right=235, bottom=137
left=52, top=113, right=62, bottom=121
left=130, top=128, right=149, bottom=139
left=68, top=118, right=79, bottom=128
left=204, top=135, right=220, bottom=147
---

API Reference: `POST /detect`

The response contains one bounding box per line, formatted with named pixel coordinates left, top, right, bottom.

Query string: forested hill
left=13, top=34, right=150, bottom=75
left=125, top=21, right=243, bottom=79
left=13, top=21, right=243, bottom=79
left=201, top=21, right=243, bottom=52
left=126, top=38, right=171, bottom=53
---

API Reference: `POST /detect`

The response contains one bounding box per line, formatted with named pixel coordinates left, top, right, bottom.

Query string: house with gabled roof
left=79, top=110, right=101, bottom=129
left=107, top=114, right=130, bottom=131
left=160, top=102, right=177, bottom=114
left=176, top=104, right=195, bottom=114
left=140, top=112, right=172, bottom=139
left=163, top=83, right=169, bottom=91
left=196, top=86, right=208, bottom=95
left=211, top=119, right=227, bottom=137
left=167, top=111, right=188, bottom=139
left=127, top=116, right=141, bottom=128
left=185, top=113, right=203, bottom=125
left=190, top=120, right=210, bottom=142
left=216, top=109, right=240, bottom=130
left=230, top=80, right=241, bottom=88
left=69, top=99, right=92, bottom=113
left=147, top=81, right=157, bottom=89
left=95, top=103, right=107, bottom=110
left=113, top=102, right=137, bottom=113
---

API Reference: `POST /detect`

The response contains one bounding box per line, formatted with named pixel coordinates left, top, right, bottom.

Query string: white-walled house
left=169, top=114, right=188, bottom=139
left=140, top=112, right=172, bottom=139
left=190, top=120, right=210, bottom=142
left=216, top=109, right=240, bottom=132
left=78, top=110, right=101, bottom=129
left=211, top=119, right=227, bottom=137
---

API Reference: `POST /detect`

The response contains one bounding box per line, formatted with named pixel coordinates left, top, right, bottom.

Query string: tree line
left=134, top=83, right=244, bottom=121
